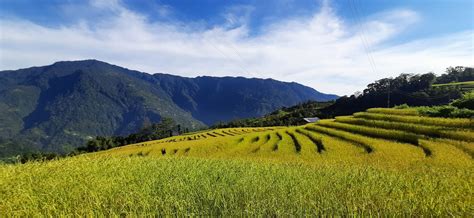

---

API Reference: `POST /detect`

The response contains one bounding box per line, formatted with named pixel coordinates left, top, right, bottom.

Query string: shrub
left=451, top=91, right=474, bottom=110
left=417, top=105, right=474, bottom=118
left=394, top=104, right=410, bottom=109
left=450, top=108, right=474, bottom=118
left=18, top=152, right=62, bottom=163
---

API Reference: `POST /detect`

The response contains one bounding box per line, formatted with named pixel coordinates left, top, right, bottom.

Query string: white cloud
left=0, top=0, right=472, bottom=95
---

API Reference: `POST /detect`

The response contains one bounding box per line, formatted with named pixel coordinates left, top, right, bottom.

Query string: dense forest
left=11, top=118, right=185, bottom=163
left=320, top=66, right=473, bottom=116
left=212, top=101, right=333, bottom=128
left=75, top=118, right=184, bottom=153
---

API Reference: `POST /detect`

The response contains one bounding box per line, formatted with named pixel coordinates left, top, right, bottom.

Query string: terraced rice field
left=103, top=109, right=473, bottom=161
left=1, top=109, right=473, bottom=216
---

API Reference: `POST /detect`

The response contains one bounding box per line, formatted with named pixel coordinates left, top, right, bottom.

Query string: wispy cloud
left=0, top=0, right=472, bottom=95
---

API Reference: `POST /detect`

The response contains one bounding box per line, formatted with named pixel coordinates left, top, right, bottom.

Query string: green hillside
left=1, top=108, right=472, bottom=216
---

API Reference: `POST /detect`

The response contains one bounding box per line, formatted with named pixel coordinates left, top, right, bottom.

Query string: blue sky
left=0, top=0, right=473, bottom=95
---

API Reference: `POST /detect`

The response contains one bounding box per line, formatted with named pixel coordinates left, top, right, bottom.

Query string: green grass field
left=1, top=110, right=473, bottom=216
left=432, top=80, right=474, bottom=87
left=432, top=80, right=474, bottom=92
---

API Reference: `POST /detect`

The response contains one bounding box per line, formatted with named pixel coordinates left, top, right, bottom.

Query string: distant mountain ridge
left=0, top=60, right=337, bottom=156
left=152, top=73, right=337, bottom=125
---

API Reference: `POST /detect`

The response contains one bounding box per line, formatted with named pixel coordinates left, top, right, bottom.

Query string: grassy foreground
left=1, top=155, right=472, bottom=216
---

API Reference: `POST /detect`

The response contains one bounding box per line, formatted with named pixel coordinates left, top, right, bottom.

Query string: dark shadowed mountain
left=0, top=60, right=337, bottom=156
left=152, top=74, right=337, bottom=125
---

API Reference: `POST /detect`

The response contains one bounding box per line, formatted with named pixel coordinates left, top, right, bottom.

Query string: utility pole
left=387, top=80, right=391, bottom=108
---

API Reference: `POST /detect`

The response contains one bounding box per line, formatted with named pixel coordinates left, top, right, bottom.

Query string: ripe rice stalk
left=335, top=116, right=442, bottom=137
left=213, top=132, right=226, bottom=137
left=286, top=131, right=302, bottom=153
left=367, top=108, right=420, bottom=116
left=296, top=128, right=325, bottom=153
left=305, top=125, right=373, bottom=153
left=353, top=112, right=474, bottom=129
left=317, top=120, right=419, bottom=145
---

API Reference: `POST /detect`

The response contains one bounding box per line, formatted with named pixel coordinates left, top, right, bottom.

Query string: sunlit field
left=1, top=109, right=473, bottom=216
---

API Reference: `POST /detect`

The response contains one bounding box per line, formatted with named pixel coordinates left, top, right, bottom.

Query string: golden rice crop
left=305, top=124, right=373, bottom=153
left=1, top=155, right=472, bottom=216
left=295, top=128, right=325, bottom=153
left=367, top=108, right=420, bottom=116
left=334, top=116, right=474, bottom=142
left=354, top=112, right=474, bottom=129
left=316, top=120, right=420, bottom=145
left=336, top=116, right=441, bottom=135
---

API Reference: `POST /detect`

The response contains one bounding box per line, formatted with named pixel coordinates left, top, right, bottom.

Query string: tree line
left=212, top=101, right=333, bottom=128
left=12, top=117, right=188, bottom=163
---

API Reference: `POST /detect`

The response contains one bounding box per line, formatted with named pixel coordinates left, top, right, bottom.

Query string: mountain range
left=0, top=60, right=337, bottom=156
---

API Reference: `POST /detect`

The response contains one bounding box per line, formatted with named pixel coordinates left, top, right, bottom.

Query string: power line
left=226, top=41, right=259, bottom=78
left=154, top=0, right=256, bottom=78
left=387, top=80, right=391, bottom=108
left=227, top=42, right=248, bottom=67
left=347, top=0, right=378, bottom=76
left=202, top=37, right=253, bottom=77
left=352, top=0, right=378, bottom=74
left=353, top=0, right=378, bottom=65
